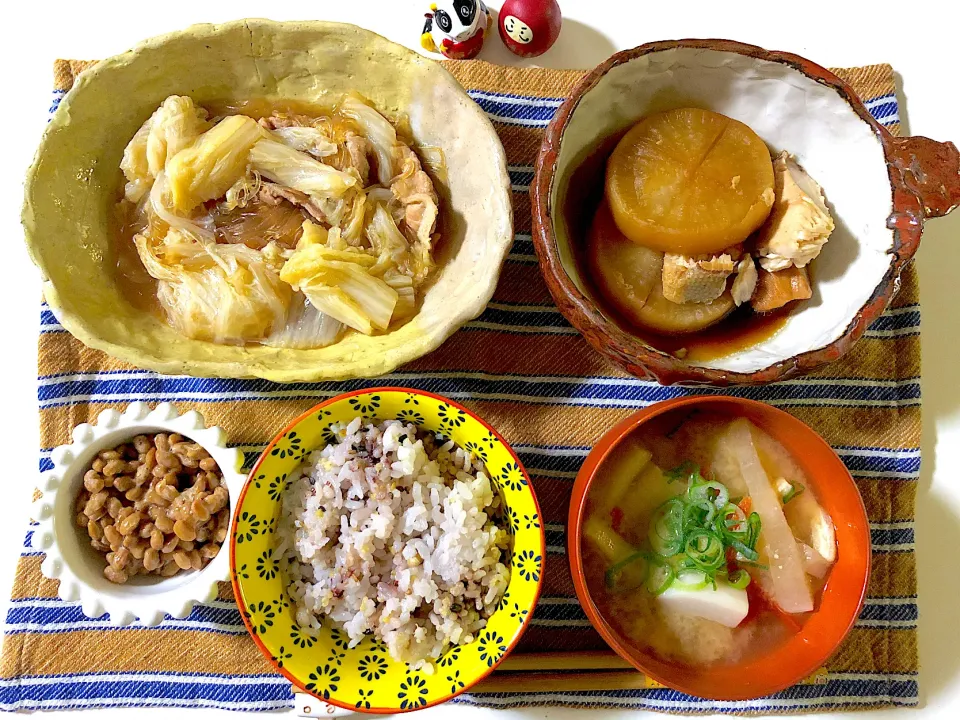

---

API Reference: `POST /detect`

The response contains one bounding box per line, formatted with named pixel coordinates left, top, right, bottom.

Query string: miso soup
left=582, top=413, right=836, bottom=667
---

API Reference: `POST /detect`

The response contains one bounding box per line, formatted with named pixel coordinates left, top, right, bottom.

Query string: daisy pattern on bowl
left=437, top=403, right=467, bottom=433
left=245, top=600, right=275, bottom=635
left=478, top=629, right=507, bottom=667
left=266, top=475, right=288, bottom=502
left=235, top=511, right=261, bottom=543
left=256, top=550, right=280, bottom=581
left=305, top=663, right=340, bottom=701
left=447, top=669, right=465, bottom=694
left=358, top=653, right=388, bottom=681
left=355, top=688, right=374, bottom=709
left=288, top=624, right=317, bottom=649
left=270, top=431, right=302, bottom=459
left=273, top=646, right=293, bottom=669
left=397, top=674, right=428, bottom=709
left=500, top=461, right=527, bottom=492
left=516, top=549, right=541, bottom=583
left=397, top=408, right=425, bottom=425
left=348, top=394, right=381, bottom=415
left=464, top=440, right=488, bottom=462
left=436, top=645, right=462, bottom=668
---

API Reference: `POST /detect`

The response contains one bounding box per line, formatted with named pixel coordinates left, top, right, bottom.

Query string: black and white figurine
left=420, top=0, right=492, bottom=60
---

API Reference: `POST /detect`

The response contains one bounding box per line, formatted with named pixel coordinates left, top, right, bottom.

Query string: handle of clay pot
left=889, top=135, right=960, bottom=219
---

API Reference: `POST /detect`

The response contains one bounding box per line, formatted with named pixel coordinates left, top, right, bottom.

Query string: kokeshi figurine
left=498, top=0, right=562, bottom=58
left=420, top=1, right=493, bottom=60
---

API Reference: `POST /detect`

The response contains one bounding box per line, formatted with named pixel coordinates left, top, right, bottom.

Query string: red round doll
left=498, top=0, right=562, bottom=58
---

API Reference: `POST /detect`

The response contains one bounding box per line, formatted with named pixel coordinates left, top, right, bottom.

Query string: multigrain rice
left=278, top=418, right=510, bottom=668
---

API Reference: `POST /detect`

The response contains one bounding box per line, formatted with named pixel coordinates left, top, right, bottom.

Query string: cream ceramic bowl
left=532, top=40, right=960, bottom=385
left=31, top=402, right=245, bottom=626
left=23, top=20, right=513, bottom=383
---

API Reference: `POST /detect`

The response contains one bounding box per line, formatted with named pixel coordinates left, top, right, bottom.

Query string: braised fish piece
left=755, top=152, right=835, bottom=272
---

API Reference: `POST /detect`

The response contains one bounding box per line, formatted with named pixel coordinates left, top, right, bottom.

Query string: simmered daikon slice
left=605, top=108, right=775, bottom=255
left=588, top=202, right=735, bottom=334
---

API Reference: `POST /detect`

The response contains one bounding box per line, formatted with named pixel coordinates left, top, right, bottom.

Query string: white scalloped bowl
left=31, top=402, right=246, bottom=626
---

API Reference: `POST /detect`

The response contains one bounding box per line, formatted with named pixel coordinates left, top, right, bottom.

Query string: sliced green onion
left=720, top=504, right=747, bottom=530
left=604, top=551, right=649, bottom=592
left=673, top=569, right=709, bottom=591
left=746, top=512, right=762, bottom=550
left=782, top=481, right=805, bottom=504
left=649, top=498, right=684, bottom=557
left=731, top=539, right=759, bottom=562
left=684, top=529, right=726, bottom=572
left=667, top=553, right=698, bottom=572
left=645, top=558, right=675, bottom=595
left=617, top=470, right=765, bottom=599
left=683, top=499, right=716, bottom=529
left=687, top=481, right=729, bottom=510
left=715, top=503, right=748, bottom=540
left=664, top=461, right=700, bottom=484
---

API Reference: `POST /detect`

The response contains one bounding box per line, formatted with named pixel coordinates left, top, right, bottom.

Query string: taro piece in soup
left=582, top=412, right=837, bottom=667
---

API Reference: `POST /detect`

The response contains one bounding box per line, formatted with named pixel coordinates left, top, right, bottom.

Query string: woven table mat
left=0, top=58, right=918, bottom=713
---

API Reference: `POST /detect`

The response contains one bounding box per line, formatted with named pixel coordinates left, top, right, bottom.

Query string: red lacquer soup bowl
left=567, top=395, right=870, bottom=700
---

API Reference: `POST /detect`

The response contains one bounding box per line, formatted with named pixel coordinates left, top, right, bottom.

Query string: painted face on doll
left=433, top=0, right=481, bottom=42
left=454, top=0, right=477, bottom=26
left=498, top=0, right=562, bottom=58
left=502, top=15, right=533, bottom=44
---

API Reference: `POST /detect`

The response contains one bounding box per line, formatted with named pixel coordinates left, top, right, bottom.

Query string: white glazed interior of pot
left=550, top=47, right=895, bottom=374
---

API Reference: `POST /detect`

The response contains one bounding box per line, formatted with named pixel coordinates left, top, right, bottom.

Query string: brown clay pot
left=531, top=39, right=959, bottom=386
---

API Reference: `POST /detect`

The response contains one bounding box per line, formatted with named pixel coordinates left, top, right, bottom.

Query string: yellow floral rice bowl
left=230, top=388, right=544, bottom=712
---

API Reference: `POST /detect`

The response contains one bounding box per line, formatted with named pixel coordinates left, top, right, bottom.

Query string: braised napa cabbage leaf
left=249, top=136, right=358, bottom=197
left=270, top=126, right=339, bottom=159
left=134, top=229, right=291, bottom=344
left=119, top=93, right=442, bottom=349
left=121, top=96, right=212, bottom=203
left=280, top=221, right=398, bottom=334
left=166, top=115, right=264, bottom=213
left=339, top=94, right=397, bottom=185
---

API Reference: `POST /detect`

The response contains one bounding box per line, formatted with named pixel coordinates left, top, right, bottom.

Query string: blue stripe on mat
left=0, top=673, right=292, bottom=712
left=39, top=299, right=924, bottom=337
left=466, top=88, right=901, bottom=128
left=36, top=376, right=922, bottom=411
left=458, top=676, right=918, bottom=710
left=36, top=442, right=922, bottom=478
left=3, top=671, right=917, bottom=712
left=0, top=674, right=919, bottom=713
left=2, top=594, right=919, bottom=636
